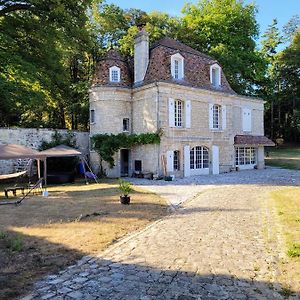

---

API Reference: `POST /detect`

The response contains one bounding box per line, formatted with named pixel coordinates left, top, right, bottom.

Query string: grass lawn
left=265, top=147, right=300, bottom=170
left=0, top=180, right=168, bottom=300
left=270, top=188, right=300, bottom=294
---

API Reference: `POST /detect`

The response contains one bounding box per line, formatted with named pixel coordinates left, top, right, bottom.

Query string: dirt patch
left=0, top=180, right=168, bottom=299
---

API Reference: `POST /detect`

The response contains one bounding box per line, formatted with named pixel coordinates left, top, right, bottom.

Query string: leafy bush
left=91, top=131, right=162, bottom=169
left=118, top=179, right=133, bottom=196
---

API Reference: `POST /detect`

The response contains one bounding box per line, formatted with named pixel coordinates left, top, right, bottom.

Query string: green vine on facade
left=91, top=131, right=162, bottom=168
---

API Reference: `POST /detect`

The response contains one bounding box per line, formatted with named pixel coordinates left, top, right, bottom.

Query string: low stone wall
left=0, top=128, right=89, bottom=175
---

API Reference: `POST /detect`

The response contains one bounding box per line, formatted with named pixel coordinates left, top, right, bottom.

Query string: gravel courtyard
left=25, top=168, right=300, bottom=300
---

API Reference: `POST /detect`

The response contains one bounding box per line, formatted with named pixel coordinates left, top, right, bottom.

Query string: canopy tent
left=0, top=144, right=45, bottom=160
left=0, top=144, right=46, bottom=181
left=39, top=145, right=82, bottom=157
left=0, top=144, right=46, bottom=205
left=39, top=145, right=97, bottom=185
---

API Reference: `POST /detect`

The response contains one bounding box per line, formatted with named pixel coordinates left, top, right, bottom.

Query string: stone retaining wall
left=0, top=128, right=89, bottom=175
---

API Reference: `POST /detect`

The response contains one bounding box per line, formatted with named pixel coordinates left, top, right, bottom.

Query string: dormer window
left=210, top=63, right=221, bottom=87
left=171, top=53, right=184, bottom=80
left=109, top=66, right=120, bottom=83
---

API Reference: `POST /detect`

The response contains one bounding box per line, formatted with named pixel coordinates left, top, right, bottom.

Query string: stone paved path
left=25, top=169, right=300, bottom=300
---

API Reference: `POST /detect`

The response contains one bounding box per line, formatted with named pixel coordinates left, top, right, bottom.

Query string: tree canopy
left=0, top=0, right=299, bottom=142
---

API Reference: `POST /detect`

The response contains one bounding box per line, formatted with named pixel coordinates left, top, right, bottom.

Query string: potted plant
left=118, top=179, right=133, bottom=205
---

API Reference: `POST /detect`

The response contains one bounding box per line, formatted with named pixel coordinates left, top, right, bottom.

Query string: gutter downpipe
left=155, top=82, right=161, bottom=176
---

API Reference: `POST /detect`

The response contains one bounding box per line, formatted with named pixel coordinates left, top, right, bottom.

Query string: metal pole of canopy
left=43, top=158, right=47, bottom=188
left=37, top=159, right=41, bottom=179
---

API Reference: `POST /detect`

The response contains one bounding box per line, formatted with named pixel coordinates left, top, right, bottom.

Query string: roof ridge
left=150, top=37, right=215, bottom=61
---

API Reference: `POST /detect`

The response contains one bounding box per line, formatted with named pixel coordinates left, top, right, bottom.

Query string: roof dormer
left=171, top=53, right=184, bottom=80
left=210, top=63, right=221, bottom=88
left=109, top=66, right=121, bottom=83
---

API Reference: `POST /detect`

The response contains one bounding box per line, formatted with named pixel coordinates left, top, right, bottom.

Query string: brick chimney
left=134, top=29, right=149, bottom=84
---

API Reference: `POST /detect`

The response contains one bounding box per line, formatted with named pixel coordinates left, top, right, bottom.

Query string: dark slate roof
left=234, top=135, right=275, bottom=146
left=92, top=37, right=235, bottom=94
left=151, top=37, right=215, bottom=61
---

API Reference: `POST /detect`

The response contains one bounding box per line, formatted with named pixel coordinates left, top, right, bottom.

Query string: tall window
left=174, top=100, right=183, bottom=127
left=171, top=53, right=184, bottom=80
left=213, top=104, right=220, bottom=129
left=235, top=147, right=256, bottom=165
left=123, top=118, right=129, bottom=132
left=173, top=150, right=180, bottom=171
left=90, top=109, right=95, bottom=123
left=109, top=66, right=120, bottom=83
left=210, top=64, right=221, bottom=87
left=190, top=146, right=209, bottom=169
left=174, top=60, right=179, bottom=79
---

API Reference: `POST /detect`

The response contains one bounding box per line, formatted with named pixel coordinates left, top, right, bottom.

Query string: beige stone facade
left=89, top=32, right=273, bottom=178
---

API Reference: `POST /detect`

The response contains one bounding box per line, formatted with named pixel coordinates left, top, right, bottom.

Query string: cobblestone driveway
left=25, top=168, right=300, bottom=300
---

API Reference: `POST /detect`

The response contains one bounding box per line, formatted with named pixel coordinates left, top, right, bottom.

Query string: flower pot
left=120, top=195, right=130, bottom=205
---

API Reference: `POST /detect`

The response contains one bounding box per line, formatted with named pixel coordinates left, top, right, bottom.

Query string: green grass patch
left=265, top=147, right=300, bottom=170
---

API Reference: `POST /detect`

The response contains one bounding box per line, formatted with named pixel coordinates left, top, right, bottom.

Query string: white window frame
left=90, top=109, right=95, bottom=124
left=190, top=146, right=209, bottom=170
left=242, top=108, right=252, bottom=132
left=109, top=66, right=121, bottom=83
left=171, top=53, right=184, bottom=80
left=123, top=118, right=129, bottom=132
left=210, top=63, right=221, bottom=87
left=173, top=150, right=180, bottom=171
left=235, top=147, right=257, bottom=169
left=212, top=104, right=221, bottom=129
left=174, top=99, right=183, bottom=127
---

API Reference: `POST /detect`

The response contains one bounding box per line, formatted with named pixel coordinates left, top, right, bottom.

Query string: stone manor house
left=89, top=29, right=274, bottom=178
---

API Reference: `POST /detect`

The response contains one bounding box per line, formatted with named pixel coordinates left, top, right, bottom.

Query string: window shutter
left=209, top=103, right=213, bottom=129
left=242, top=108, right=252, bottom=132
left=185, top=100, right=191, bottom=128
left=166, top=151, right=174, bottom=173
left=222, top=105, right=226, bottom=130
left=184, top=145, right=190, bottom=177
left=169, top=98, right=175, bottom=127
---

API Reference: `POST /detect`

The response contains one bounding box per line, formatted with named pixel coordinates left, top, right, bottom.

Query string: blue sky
left=106, top=0, right=300, bottom=42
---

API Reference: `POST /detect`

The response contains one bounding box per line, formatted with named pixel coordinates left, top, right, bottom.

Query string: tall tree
left=260, top=19, right=282, bottom=139
left=0, top=0, right=99, bottom=128
left=277, top=31, right=300, bottom=141
left=179, top=0, right=265, bottom=95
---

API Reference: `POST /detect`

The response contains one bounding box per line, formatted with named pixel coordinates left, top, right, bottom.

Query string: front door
left=120, top=149, right=130, bottom=177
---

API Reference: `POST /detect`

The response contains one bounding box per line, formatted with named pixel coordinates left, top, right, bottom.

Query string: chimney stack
left=134, top=29, right=149, bottom=84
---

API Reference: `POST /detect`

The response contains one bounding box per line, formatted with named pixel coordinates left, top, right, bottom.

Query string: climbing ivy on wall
left=91, top=131, right=162, bottom=168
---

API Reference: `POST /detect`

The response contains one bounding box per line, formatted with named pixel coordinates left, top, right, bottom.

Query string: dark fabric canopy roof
left=0, top=144, right=45, bottom=160
left=234, top=135, right=275, bottom=146
left=39, top=145, right=82, bottom=157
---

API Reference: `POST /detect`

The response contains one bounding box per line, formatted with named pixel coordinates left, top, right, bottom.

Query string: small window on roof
left=210, top=63, right=221, bottom=87
left=171, top=53, right=184, bottom=80
left=109, top=66, right=121, bottom=83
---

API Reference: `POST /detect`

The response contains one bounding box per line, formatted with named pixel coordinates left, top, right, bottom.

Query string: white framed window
left=171, top=53, right=184, bottom=80
left=209, top=104, right=226, bottom=130
left=123, top=118, right=129, bottom=132
left=213, top=104, right=220, bottom=129
left=173, top=150, right=180, bottom=171
left=242, top=108, right=252, bottom=132
left=174, top=99, right=183, bottom=127
left=210, top=63, right=221, bottom=87
left=235, top=147, right=256, bottom=166
left=190, top=146, right=209, bottom=169
left=109, top=66, right=120, bottom=83
left=90, top=109, right=95, bottom=123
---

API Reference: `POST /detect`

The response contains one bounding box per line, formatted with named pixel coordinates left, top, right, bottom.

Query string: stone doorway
left=120, top=149, right=130, bottom=177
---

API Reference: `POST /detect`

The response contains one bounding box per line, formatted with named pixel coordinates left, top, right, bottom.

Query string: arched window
left=190, top=146, right=209, bottom=169
left=210, top=63, right=221, bottom=87
left=171, top=53, right=184, bottom=80
left=109, top=66, right=121, bottom=83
